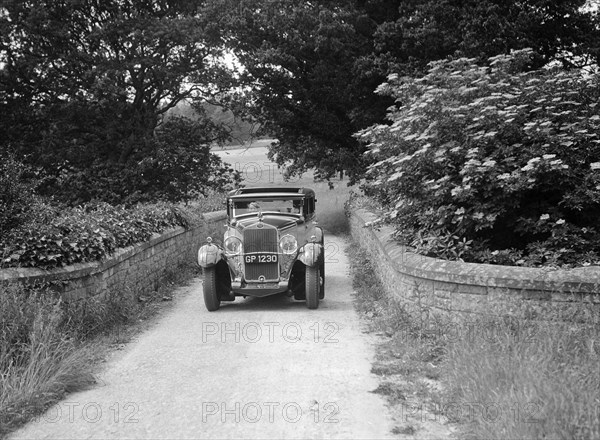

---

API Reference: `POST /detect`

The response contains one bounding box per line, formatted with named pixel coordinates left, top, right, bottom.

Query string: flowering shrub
left=357, top=49, right=600, bottom=267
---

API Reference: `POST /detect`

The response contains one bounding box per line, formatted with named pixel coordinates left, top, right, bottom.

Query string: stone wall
left=0, top=211, right=227, bottom=301
left=349, top=208, right=600, bottom=323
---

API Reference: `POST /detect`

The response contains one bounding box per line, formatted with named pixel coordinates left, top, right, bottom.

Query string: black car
left=197, top=187, right=325, bottom=311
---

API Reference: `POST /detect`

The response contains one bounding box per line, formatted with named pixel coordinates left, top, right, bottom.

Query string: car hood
left=234, top=214, right=300, bottom=231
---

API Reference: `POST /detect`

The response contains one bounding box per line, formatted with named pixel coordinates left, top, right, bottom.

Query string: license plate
left=245, top=254, right=278, bottom=264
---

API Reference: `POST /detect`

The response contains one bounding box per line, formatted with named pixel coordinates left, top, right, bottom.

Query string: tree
left=220, top=0, right=392, bottom=182
left=49, top=116, right=240, bottom=205
left=218, top=0, right=600, bottom=182
left=3, top=0, right=598, bottom=194
left=364, top=0, right=600, bottom=75
left=0, top=0, right=238, bottom=203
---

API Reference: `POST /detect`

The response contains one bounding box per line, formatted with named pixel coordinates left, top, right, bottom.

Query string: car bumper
left=231, top=280, right=289, bottom=297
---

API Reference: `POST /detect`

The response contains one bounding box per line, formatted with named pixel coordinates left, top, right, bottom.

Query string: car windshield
left=232, top=198, right=302, bottom=216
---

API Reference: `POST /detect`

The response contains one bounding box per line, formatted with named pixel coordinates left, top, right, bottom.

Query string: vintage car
left=197, top=187, right=325, bottom=311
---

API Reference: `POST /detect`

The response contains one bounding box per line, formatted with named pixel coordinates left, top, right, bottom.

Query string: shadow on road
left=195, top=274, right=353, bottom=313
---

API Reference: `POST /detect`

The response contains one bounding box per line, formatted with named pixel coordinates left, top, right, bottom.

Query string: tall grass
left=315, top=186, right=350, bottom=235
left=0, top=211, right=215, bottom=436
left=443, top=314, right=600, bottom=439
left=0, top=285, right=96, bottom=436
left=348, top=240, right=600, bottom=439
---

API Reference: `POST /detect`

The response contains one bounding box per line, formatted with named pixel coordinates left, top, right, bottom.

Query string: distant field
left=214, top=145, right=352, bottom=234
left=214, top=138, right=275, bottom=151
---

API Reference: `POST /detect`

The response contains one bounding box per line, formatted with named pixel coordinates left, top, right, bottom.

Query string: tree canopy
left=219, top=0, right=600, bottom=182
left=0, top=0, right=238, bottom=203
left=369, top=0, right=600, bottom=74
left=1, top=0, right=599, bottom=201
left=219, top=0, right=391, bottom=182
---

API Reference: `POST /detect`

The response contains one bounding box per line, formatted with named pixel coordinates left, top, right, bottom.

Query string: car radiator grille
left=244, top=228, right=279, bottom=281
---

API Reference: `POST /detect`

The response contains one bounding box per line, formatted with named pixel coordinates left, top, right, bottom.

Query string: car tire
left=319, top=238, right=325, bottom=299
left=305, top=265, right=320, bottom=309
left=203, top=266, right=220, bottom=311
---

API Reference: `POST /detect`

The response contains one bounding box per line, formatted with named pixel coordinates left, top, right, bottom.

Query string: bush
left=357, top=49, right=600, bottom=267
left=0, top=201, right=207, bottom=270
left=0, top=155, right=40, bottom=235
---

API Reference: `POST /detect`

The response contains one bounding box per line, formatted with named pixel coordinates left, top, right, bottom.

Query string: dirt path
left=10, top=234, right=397, bottom=439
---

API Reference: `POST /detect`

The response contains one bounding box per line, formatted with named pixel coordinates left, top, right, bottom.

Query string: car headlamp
left=224, top=236, right=242, bottom=255
left=279, top=234, right=298, bottom=254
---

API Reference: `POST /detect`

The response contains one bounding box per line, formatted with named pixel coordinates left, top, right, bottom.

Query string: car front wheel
left=305, top=265, right=320, bottom=309
left=319, top=238, right=325, bottom=299
left=203, top=267, right=220, bottom=311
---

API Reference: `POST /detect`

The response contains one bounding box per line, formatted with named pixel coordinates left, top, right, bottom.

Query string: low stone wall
left=350, top=208, right=600, bottom=323
left=0, top=211, right=227, bottom=301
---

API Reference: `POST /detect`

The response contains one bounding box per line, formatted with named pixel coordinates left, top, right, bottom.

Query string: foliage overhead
left=0, top=0, right=239, bottom=203
left=1, top=0, right=229, bottom=116
left=220, top=0, right=392, bottom=182
left=365, top=0, right=600, bottom=75
left=218, top=0, right=600, bottom=182
left=1, top=0, right=599, bottom=202
left=358, top=49, right=600, bottom=267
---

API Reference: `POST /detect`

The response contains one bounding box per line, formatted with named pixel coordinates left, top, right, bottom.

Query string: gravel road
left=10, top=233, right=397, bottom=439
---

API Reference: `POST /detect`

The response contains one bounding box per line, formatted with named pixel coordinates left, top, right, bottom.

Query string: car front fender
left=299, top=242, right=323, bottom=267
left=197, top=243, right=223, bottom=268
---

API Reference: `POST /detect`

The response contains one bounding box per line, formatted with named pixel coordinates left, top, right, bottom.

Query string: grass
left=178, top=189, right=227, bottom=215
left=0, top=285, right=93, bottom=436
left=0, top=240, right=206, bottom=438
left=0, top=207, right=224, bottom=437
left=315, top=188, right=350, bottom=235
left=215, top=138, right=275, bottom=151
left=443, top=315, right=600, bottom=439
left=348, top=243, right=448, bottom=437
left=348, top=239, right=600, bottom=439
